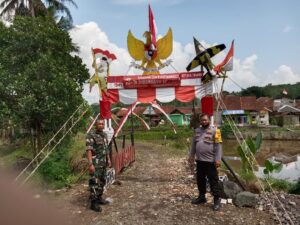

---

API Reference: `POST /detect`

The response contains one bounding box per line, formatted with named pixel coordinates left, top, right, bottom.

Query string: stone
left=223, top=181, right=243, bottom=199
left=288, top=201, right=296, bottom=206
left=235, top=191, right=259, bottom=208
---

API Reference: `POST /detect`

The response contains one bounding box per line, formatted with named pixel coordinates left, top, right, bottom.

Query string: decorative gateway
left=88, top=5, right=235, bottom=186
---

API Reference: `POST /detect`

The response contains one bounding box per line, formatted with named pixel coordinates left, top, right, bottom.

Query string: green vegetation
left=131, top=125, right=193, bottom=150
left=0, top=15, right=89, bottom=155
left=0, top=143, right=33, bottom=166
left=220, top=122, right=233, bottom=139
left=237, top=82, right=300, bottom=99
left=263, top=160, right=283, bottom=178
left=236, top=132, right=262, bottom=178
left=0, top=132, right=87, bottom=189
left=233, top=132, right=299, bottom=195
left=265, top=178, right=293, bottom=192
left=0, top=0, right=77, bottom=29
left=37, top=133, right=86, bottom=189
left=289, top=179, right=300, bottom=195
left=262, top=178, right=300, bottom=194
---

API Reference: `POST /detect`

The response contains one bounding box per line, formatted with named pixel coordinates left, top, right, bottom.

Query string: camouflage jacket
left=86, top=130, right=109, bottom=163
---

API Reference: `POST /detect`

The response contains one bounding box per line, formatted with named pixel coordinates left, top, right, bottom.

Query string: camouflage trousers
left=89, top=164, right=106, bottom=201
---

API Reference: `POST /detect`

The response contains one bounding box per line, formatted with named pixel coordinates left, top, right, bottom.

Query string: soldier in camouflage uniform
left=86, top=119, right=110, bottom=212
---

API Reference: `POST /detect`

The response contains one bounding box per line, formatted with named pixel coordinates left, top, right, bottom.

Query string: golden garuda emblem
left=127, top=6, right=173, bottom=75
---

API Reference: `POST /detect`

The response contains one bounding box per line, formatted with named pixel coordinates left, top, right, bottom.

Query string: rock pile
left=258, top=192, right=300, bottom=225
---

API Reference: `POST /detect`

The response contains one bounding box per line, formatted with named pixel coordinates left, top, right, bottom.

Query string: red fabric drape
left=201, top=96, right=214, bottom=116
left=100, top=92, right=111, bottom=119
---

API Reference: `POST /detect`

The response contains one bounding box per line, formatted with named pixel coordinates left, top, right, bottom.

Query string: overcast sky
left=67, top=0, right=300, bottom=103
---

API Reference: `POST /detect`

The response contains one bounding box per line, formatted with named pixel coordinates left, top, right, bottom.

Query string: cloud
left=69, top=22, right=299, bottom=103
left=69, top=22, right=136, bottom=104
left=283, top=25, right=293, bottom=33
left=221, top=54, right=260, bottom=92
left=271, top=65, right=299, bottom=85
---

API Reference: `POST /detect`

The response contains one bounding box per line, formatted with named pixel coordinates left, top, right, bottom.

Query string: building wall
left=170, top=114, right=184, bottom=126
left=257, top=111, right=269, bottom=125
left=248, top=111, right=258, bottom=125
left=283, top=115, right=300, bottom=127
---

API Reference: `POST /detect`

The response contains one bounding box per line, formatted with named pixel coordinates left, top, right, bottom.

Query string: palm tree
left=0, top=0, right=77, bottom=24
left=45, top=0, right=77, bottom=24
left=0, top=0, right=34, bottom=18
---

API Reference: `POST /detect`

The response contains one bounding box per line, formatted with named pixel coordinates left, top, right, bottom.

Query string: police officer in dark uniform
left=189, top=113, right=223, bottom=211
left=86, top=119, right=110, bottom=212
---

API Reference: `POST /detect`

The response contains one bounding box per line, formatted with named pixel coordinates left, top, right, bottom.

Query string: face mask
left=202, top=123, right=210, bottom=129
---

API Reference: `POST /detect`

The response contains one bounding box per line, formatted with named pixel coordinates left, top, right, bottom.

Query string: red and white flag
left=282, top=88, right=288, bottom=95
left=214, top=40, right=234, bottom=73
left=92, top=48, right=117, bottom=64
left=149, top=5, right=157, bottom=47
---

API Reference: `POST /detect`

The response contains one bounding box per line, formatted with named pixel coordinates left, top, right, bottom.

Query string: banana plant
left=237, top=131, right=262, bottom=173
left=263, top=159, right=283, bottom=179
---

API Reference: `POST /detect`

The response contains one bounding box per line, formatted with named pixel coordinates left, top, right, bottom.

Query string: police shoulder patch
left=214, top=129, right=223, bottom=143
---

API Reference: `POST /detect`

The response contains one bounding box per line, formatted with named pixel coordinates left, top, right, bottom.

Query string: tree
left=0, top=0, right=77, bottom=26
left=240, top=86, right=265, bottom=98
left=0, top=16, right=89, bottom=154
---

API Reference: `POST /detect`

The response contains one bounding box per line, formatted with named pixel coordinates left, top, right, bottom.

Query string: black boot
left=191, top=195, right=206, bottom=204
left=97, top=197, right=109, bottom=205
left=91, top=200, right=102, bottom=212
left=212, top=197, right=221, bottom=211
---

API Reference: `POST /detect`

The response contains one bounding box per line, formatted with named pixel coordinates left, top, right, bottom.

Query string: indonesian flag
left=282, top=88, right=288, bottom=95
left=92, top=48, right=117, bottom=63
left=214, top=40, right=234, bottom=73
left=149, top=5, right=157, bottom=47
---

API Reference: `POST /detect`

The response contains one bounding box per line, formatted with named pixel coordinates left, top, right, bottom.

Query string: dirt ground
left=50, top=141, right=276, bottom=225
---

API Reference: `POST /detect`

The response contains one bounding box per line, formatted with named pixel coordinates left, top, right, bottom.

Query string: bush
left=38, top=145, right=73, bottom=189
left=265, top=178, right=293, bottom=192
left=221, top=122, right=233, bottom=138
left=289, top=179, right=300, bottom=195
left=37, top=133, right=85, bottom=189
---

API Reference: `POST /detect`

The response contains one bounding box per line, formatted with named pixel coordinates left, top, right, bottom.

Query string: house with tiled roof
left=142, top=105, right=201, bottom=126
left=270, top=98, right=300, bottom=127
left=218, top=95, right=274, bottom=126
left=295, top=100, right=300, bottom=109
left=218, top=95, right=247, bottom=125
left=166, top=106, right=199, bottom=126
left=116, top=106, right=146, bottom=117
left=256, top=97, right=273, bottom=125
left=240, top=96, right=258, bottom=124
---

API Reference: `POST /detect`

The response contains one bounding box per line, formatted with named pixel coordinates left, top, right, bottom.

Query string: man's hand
left=108, top=160, right=112, bottom=168
left=188, top=157, right=195, bottom=175
left=215, top=160, right=221, bottom=168
left=188, top=157, right=194, bottom=165
left=89, top=164, right=95, bottom=174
